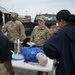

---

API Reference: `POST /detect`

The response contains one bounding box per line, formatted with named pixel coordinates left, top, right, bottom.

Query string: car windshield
left=46, top=15, right=56, bottom=21
left=35, top=14, right=56, bottom=22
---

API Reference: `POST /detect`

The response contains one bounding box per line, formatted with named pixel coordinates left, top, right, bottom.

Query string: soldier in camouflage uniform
left=2, top=12, right=26, bottom=53
left=50, top=24, right=57, bottom=35
left=30, top=16, right=51, bottom=48
left=30, top=16, right=51, bottom=75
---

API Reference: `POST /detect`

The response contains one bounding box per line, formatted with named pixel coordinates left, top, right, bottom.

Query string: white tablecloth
left=12, top=58, right=53, bottom=72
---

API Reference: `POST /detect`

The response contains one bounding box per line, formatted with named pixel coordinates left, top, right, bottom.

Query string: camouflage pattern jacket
left=30, top=25, right=51, bottom=47
left=2, top=20, right=26, bottom=42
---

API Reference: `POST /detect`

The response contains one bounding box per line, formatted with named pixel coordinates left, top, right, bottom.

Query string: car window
left=46, top=15, right=56, bottom=21
left=34, top=14, right=56, bottom=22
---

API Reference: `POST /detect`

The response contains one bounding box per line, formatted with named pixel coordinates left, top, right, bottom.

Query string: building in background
left=0, top=6, right=11, bottom=24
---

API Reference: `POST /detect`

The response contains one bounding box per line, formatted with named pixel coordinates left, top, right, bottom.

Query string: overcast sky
left=0, top=0, right=75, bottom=18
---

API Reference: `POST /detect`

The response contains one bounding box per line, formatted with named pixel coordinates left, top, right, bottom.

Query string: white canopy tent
left=0, top=6, right=9, bottom=13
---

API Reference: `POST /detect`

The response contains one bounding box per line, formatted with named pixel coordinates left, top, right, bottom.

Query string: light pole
left=26, top=10, right=27, bottom=16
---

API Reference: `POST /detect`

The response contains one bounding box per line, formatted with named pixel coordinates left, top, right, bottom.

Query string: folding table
left=12, top=58, right=53, bottom=75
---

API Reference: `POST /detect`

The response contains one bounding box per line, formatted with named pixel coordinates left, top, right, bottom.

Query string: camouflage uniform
left=2, top=20, right=26, bottom=53
left=30, top=16, right=51, bottom=75
left=50, top=25, right=57, bottom=35
left=30, top=25, right=51, bottom=75
left=30, top=25, right=51, bottom=48
left=2, top=20, right=26, bottom=42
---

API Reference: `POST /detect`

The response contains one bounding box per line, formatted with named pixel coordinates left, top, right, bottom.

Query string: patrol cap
left=38, top=16, right=46, bottom=21
left=11, top=12, right=18, bottom=17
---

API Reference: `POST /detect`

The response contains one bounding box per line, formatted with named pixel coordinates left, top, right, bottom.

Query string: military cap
left=11, top=12, right=18, bottom=17
left=38, top=16, right=46, bottom=21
